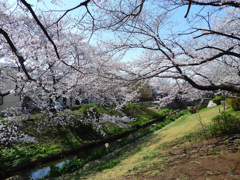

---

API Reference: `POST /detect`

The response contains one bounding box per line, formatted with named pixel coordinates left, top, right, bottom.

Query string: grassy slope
left=66, top=105, right=224, bottom=179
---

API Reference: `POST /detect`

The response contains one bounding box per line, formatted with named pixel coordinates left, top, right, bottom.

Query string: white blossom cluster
left=33, top=108, right=135, bottom=137
left=0, top=107, right=135, bottom=145
left=0, top=117, right=37, bottom=145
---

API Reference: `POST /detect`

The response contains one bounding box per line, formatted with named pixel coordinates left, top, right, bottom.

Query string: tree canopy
left=0, top=0, right=239, bottom=105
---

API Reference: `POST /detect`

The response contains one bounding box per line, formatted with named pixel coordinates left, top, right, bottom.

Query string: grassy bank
left=64, top=105, right=238, bottom=180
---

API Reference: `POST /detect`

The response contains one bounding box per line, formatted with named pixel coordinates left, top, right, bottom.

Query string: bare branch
left=20, top=0, right=61, bottom=59
left=0, top=28, right=35, bottom=81
left=47, top=0, right=91, bottom=28
left=184, top=0, right=192, bottom=18
left=190, top=0, right=240, bottom=8
left=182, top=74, right=240, bottom=93
left=194, top=29, right=240, bottom=41
left=0, top=91, right=10, bottom=97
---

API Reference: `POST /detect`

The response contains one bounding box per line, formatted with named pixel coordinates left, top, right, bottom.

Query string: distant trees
left=138, top=84, right=153, bottom=102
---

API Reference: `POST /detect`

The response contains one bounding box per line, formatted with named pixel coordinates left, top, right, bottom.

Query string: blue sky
left=6, top=0, right=206, bottom=62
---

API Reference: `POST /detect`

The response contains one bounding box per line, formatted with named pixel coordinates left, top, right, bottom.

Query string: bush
left=213, top=96, right=223, bottom=105
left=123, top=103, right=157, bottom=125
left=174, top=109, right=189, bottom=118
left=226, top=98, right=240, bottom=111
left=208, top=111, right=240, bottom=136
left=70, top=105, right=82, bottom=111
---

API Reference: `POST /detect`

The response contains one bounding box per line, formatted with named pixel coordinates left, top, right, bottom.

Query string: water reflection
left=55, top=160, right=70, bottom=168
left=28, top=159, right=71, bottom=180
left=30, top=166, right=50, bottom=180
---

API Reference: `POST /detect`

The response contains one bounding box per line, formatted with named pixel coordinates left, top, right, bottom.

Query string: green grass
left=76, top=103, right=123, bottom=118
left=93, top=159, right=122, bottom=172
left=123, top=103, right=170, bottom=126
left=142, top=151, right=162, bottom=160
left=0, top=143, right=47, bottom=166
left=64, top=106, right=225, bottom=180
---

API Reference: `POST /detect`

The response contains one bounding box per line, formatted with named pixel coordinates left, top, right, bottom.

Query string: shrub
left=226, top=98, right=240, bottom=111
left=174, top=109, right=189, bottom=118
left=70, top=105, right=82, bottom=111
left=123, top=103, right=156, bottom=124
left=208, top=111, right=240, bottom=136
left=213, top=96, right=223, bottom=105
left=124, top=102, right=135, bottom=110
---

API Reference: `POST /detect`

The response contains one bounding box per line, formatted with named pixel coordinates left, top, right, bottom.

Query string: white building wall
left=0, top=94, right=21, bottom=111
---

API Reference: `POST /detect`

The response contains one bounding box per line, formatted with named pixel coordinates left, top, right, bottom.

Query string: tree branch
left=20, top=0, right=61, bottom=59
left=182, top=74, right=240, bottom=93
left=0, top=91, right=10, bottom=97
left=194, top=29, right=240, bottom=41
left=184, top=0, right=192, bottom=18
left=48, top=0, right=91, bottom=27
left=0, top=28, right=35, bottom=81
left=183, top=0, right=240, bottom=8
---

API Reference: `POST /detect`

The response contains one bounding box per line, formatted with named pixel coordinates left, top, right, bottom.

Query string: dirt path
left=124, top=136, right=240, bottom=180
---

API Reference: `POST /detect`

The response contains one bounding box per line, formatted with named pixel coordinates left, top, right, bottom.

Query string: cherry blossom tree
left=0, top=0, right=137, bottom=144
left=89, top=0, right=240, bottom=94
left=0, top=0, right=240, bottom=144
left=1, top=0, right=239, bottom=104
left=0, top=1, right=133, bottom=108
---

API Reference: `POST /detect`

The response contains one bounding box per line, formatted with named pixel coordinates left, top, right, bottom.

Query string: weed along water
left=5, top=119, right=166, bottom=180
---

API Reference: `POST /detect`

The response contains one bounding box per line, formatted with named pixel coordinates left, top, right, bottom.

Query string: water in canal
left=5, top=124, right=156, bottom=180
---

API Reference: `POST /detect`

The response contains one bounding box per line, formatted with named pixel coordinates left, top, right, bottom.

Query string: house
left=0, top=94, right=21, bottom=113
left=0, top=94, right=79, bottom=114
left=0, top=63, right=100, bottom=113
